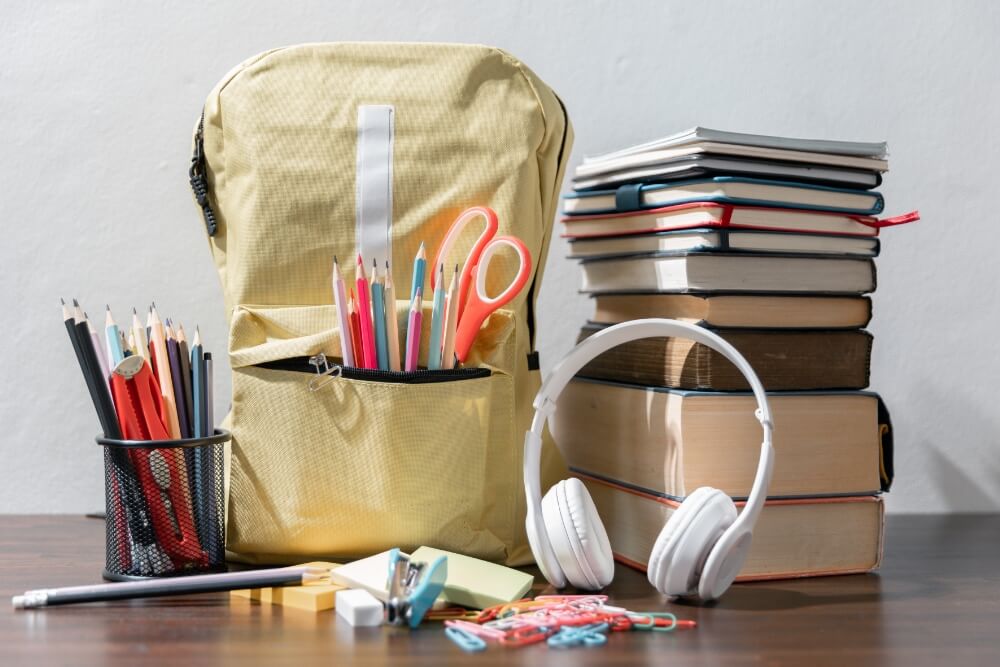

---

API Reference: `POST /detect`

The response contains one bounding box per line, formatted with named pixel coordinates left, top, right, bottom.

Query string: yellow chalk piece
left=231, top=562, right=344, bottom=612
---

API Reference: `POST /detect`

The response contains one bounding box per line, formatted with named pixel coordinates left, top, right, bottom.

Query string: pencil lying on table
left=12, top=566, right=327, bottom=609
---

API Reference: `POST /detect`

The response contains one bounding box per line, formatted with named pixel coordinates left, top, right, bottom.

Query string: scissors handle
left=429, top=206, right=499, bottom=315
left=453, top=235, right=532, bottom=363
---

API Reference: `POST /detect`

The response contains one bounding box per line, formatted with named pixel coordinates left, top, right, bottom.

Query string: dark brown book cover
left=577, top=324, right=872, bottom=390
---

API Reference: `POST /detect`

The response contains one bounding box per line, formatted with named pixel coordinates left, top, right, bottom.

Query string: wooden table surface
left=2, top=514, right=997, bottom=666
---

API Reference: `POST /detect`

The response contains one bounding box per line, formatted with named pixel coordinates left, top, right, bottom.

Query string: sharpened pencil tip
left=72, top=298, right=79, bottom=307
left=132, top=307, right=137, bottom=315
left=333, top=255, right=338, bottom=265
left=356, top=253, right=363, bottom=265
left=105, top=304, right=110, bottom=311
left=60, top=297, right=65, bottom=305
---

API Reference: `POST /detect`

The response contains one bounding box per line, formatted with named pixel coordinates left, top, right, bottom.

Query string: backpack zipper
left=189, top=111, right=217, bottom=236
left=255, top=354, right=491, bottom=384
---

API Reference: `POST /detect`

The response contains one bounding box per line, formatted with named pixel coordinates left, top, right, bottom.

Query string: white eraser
left=335, top=589, right=384, bottom=627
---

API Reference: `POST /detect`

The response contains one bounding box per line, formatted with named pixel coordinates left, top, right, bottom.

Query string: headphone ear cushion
left=648, top=487, right=736, bottom=597
left=541, top=479, right=614, bottom=589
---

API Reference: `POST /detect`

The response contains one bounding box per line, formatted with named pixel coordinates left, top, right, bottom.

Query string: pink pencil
left=404, top=290, right=423, bottom=372
left=356, top=254, right=377, bottom=369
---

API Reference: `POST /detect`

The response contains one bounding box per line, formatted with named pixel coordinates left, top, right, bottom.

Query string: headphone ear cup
left=647, top=487, right=736, bottom=598
left=541, top=479, right=614, bottom=590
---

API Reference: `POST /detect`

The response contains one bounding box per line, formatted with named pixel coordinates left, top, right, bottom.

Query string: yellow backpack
left=191, top=43, right=572, bottom=565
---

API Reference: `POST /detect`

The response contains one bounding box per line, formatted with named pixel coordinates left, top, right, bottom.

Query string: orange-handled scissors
left=430, top=206, right=532, bottom=364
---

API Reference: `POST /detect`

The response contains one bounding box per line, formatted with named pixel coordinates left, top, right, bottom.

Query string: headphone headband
left=525, top=319, right=774, bottom=567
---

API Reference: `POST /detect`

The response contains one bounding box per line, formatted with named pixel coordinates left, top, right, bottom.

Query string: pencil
left=165, top=321, right=190, bottom=439
left=355, top=255, right=377, bottom=369
left=13, top=566, right=326, bottom=608
left=427, top=264, right=446, bottom=369
left=131, top=308, right=149, bottom=363
left=370, top=259, right=389, bottom=370
left=332, top=256, right=356, bottom=368
left=190, top=327, right=208, bottom=545
left=62, top=300, right=161, bottom=575
left=349, top=290, right=364, bottom=367
left=441, top=265, right=460, bottom=369
left=105, top=306, right=125, bottom=367
left=149, top=306, right=182, bottom=439
left=405, top=290, right=423, bottom=372
left=384, top=261, right=402, bottom=371
left=176, top=324, right=195, bottom=436
left=410, top=241, right=426, bottom=302
left=85, top=311, right=111, bottom=387
left=202, top=351, right=218, bottom=555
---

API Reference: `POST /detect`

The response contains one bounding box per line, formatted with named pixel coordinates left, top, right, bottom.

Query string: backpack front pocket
left=225, top=304, right=520, bottom=564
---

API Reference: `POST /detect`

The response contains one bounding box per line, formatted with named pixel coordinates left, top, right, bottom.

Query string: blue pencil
left=427, top=264, right=446, bottom=369
left=410, top=242, right=426, bottom=302
left=371, top=259, right=389, bottom=370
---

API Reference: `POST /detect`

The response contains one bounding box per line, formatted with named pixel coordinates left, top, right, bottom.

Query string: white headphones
left=523, top=318, right=775, bottom=601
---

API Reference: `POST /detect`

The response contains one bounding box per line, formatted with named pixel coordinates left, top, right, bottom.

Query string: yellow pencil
left=441, top=265, right=460, bottom=369
left=148, top=306, right=182, bottom=439
left=383, top=261, right=402, bottom=371
left=131, top=308, right=149, bottom=363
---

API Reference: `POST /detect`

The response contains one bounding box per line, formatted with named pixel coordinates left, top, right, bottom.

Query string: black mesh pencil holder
left=96, top=429, right=230, bottom=581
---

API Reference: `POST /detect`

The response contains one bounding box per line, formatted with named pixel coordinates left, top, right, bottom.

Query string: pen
left=384, top=261, right=402, bottom=371
left=371, top=259, right=389, bottom=370
left=405, top=289, right=423, bottom=372
left=427, top=264, right=446, bottom=369
left=176, top=324, right=195, bottom=437
left=356, top=255, right=377, bottom=369
left=332, top=256, right=355, bottom=368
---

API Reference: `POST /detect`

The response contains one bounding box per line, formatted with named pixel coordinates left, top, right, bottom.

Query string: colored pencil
left=410, top=241, right=426, bottom=301
left=85, top=311, right=111, bottom=388
left=384, top=261, right=402, bottom=372
left=176, top=324, right=195, bottom=436
left=165, top=322, right=190, bottom=440
left=371, top=259, right=389, bottom=370
left=405, top=290, right=423, bottom=372
left=348, top=290, right=364, bottom=366
left=131, top=308, right=149, bottom=363
left=13, top=566, right=326, bottom=608
left=427, top=264, right=446, bottom=369
left=441, top=265, right=460, bottom=369
left=105, top=306, right=125, bottom=367
left=332, top=256, right=356, bottom=368
left=148, top=306, right=182, bottom=439
left=355, top=255, right=377, bottom=369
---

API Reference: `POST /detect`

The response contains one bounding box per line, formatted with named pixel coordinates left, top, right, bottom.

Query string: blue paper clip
left=547, top=622, right=609, bottom=649
left=445, top=626, right=488, bottom=652
left=384, top=548, right=449, bottom=629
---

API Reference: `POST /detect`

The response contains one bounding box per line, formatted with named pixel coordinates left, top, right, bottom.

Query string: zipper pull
left=189, top=112, right=218, bottom=236
left=308, top=353, right=342, bottom=391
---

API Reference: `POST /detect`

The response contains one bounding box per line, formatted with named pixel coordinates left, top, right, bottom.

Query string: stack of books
left=553, top=128, right=917, bottom=581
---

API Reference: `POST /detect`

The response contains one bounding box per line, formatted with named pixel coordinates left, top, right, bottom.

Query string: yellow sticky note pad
left=231, top=562, right=344, bottom=612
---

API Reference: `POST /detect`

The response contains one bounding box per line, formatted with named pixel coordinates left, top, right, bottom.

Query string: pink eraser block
left=335, top=589, right=383, bottom=627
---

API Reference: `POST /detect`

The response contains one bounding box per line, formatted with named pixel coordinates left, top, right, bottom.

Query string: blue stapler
left=384, top=548, right=448, bottom=628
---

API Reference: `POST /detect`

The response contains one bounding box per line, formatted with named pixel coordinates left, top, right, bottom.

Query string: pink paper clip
left=500, top=625, right=554, bottom=648
left=444, top=619, right=507, bottom=641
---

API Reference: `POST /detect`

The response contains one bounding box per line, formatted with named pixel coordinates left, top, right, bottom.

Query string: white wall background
left=2, top=0, right=997, bottom=514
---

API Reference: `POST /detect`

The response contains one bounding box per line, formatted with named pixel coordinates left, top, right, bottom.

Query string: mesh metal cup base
left=97, top=430, right=230, bottom=579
